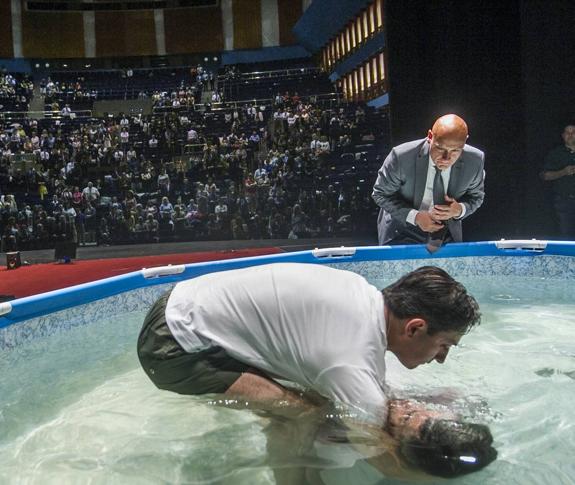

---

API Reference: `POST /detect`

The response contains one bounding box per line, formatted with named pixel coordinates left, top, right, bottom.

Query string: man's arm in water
left=222, top=370, right=497, bottom=478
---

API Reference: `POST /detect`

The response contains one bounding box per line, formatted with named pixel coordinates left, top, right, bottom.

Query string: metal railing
left=0, top=91, right=346, bottom=121
left=217, top=67, right=322, bottom=83
left=0, top=110, right=93, bottom=121
left=152, top=92, right=343, bottom=114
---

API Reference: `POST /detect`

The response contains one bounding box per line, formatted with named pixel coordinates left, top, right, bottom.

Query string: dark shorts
left=137, top=290, right=250, bottom=395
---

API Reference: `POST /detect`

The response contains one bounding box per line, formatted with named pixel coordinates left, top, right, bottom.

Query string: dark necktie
left=427, top=167, right=448, bottom=253
left=433, top=167, right=445, bottom=205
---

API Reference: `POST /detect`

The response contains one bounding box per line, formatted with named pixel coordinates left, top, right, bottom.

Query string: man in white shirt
left=310, top=134, right=321, bottom=151
left=214, top=198, right=228, bottom=222
left=254, top=161, right=269, bottom=183
left=372, top=114, right=484, bottom=246
left=137, top=264, right=481, bottom=436
left=82, top=181, right=100, bottom=203
left=286, top=112, right=299, bottom=129
left=113, top=149, right=124, bottom=162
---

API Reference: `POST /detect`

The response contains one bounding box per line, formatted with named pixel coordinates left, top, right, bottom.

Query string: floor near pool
left=0, top=236, right=376, bottom=299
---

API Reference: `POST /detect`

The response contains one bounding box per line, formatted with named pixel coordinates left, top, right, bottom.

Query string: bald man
left=372, top=114, right=485, bottom=247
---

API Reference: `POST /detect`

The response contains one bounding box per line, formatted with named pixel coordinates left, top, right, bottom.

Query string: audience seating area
left=0, top=72, right=33, bottom=112
left=43, top=66, right=206, bottom=111
left=0, top=62, right=389, bottom=255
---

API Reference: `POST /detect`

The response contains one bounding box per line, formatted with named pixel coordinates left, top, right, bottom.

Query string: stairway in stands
left=28, top=82, right=45, bottom=118
left=201, top=88, right=213, bottom=104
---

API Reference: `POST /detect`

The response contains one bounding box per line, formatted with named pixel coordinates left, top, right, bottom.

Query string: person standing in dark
left=540, top=123, right=575, bottom=239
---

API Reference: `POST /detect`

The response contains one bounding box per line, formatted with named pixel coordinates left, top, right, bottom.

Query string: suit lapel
left=414, top=140, right=429, bottom=209
left=447, top=157, right=463, bottom=197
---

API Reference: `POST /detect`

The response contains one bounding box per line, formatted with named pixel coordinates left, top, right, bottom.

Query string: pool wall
left=2, top=240, right=575, bottom=349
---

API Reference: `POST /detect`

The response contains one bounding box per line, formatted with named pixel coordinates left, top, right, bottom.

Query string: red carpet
left=0, top=248, right=283, bottom=299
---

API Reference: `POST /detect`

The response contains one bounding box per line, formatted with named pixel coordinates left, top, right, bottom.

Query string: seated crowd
left=42, top=64, right=213, bottom=112
left=0, top=70, right=33, bottom=112
left=0, top=65, right=388, bottom=254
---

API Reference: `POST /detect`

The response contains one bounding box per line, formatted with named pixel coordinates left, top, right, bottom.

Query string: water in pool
left=1, top=275, right=574, bottom=484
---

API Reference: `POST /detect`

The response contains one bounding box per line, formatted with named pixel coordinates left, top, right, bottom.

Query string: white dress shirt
left=165, top=263, right=388, bottom=417
left=406, top=155, right=466, bottom=225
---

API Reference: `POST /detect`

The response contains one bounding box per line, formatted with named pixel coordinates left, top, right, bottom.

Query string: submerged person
left=262, top=397, right=496, bottom=483
left=137, top=263, right=496, bottom=477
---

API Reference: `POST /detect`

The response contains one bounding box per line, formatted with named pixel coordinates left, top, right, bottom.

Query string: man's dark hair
left=383, top=266, right=480, bottom=335
left=400, top=419, right=497, bottom=478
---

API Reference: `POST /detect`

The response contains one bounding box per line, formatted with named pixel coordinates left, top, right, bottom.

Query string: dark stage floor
left=5, top=236, right=378, bottom=265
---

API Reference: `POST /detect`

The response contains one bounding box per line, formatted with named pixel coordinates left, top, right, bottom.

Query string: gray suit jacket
left=372, top=138, right=485, bottom=245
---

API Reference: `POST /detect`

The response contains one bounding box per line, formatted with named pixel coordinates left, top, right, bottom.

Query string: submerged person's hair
left=383, top=266, right=481, bottom=335
left=400, top=419, right=497, bottom=478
